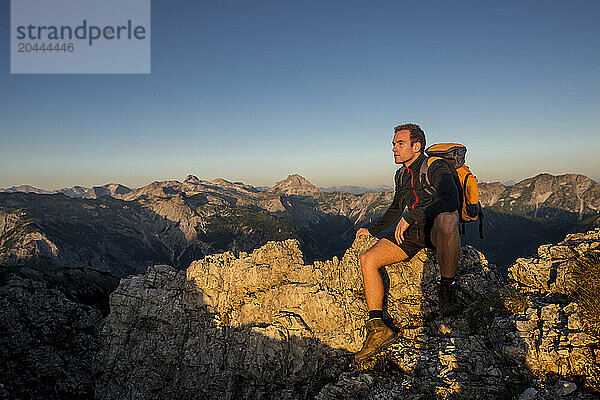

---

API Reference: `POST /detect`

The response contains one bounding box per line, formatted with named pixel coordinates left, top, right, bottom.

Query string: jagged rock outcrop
left=3, top=230, right=599, bottom=399
left=96, top=231, right=600, bottom=399
left=0, top=268, right=110, bottom=399
left=496, top=229, right=600, bottom=385
left=96, top=237, right=515, bottom=399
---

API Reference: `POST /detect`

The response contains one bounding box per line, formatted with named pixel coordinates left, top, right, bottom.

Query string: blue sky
left=1, top=0, right=599, bottom=189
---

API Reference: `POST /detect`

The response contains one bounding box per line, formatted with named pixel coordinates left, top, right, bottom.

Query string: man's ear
left=413, top=141, right=422, bottom=153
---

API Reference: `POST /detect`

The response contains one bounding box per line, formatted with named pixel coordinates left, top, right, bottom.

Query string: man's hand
left=394, top=218, right=410, bottom=244
left=355, top=228, right=372, bottom=240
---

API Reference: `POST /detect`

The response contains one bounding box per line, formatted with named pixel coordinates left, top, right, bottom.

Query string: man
left=354, top=123, right=461, bottom=362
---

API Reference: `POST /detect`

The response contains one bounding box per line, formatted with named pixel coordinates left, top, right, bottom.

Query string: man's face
left=392, top=130, right=421, bottom=165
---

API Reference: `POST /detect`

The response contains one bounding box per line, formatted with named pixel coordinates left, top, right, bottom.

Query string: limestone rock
left=94, top=229, right=600, bottom=399
left=555, top=380, right=578, bottom=396
left=0, top=272, right=103, bottom=399
left=97, top=237, right=510, bottom=399
left=501, top=229, right=600, bottom=389
left=509, top=229, right=600, bottom=294
left=2, top=227, right=595, bottom=399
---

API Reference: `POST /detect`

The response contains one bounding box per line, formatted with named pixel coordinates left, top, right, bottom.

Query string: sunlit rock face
left=501, top=229, right=600, bottom=382
left=4, top=229, right=580, bottom=399
left=96, top=236, right=518, bottom=399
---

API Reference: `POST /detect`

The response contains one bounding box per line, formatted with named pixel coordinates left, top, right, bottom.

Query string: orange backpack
left=421, top=143, right=484, bottom=238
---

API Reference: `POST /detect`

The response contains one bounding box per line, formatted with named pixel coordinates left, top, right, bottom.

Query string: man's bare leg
left=430, top=212, right=460, bottom=278
left=355, top=237, right=409, bottom=361
left=360, top=238, right=409, bottom=311
left=430, top=212, right=461, bottom=316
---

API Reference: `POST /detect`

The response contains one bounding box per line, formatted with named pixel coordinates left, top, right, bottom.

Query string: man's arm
left=366, top=189, right=405, bottom=236
left=403, top=159, right=459, bottom=225
left=361, top=168, right=406, bottom=237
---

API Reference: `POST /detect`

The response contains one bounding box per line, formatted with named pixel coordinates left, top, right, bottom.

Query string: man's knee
left=434, top=212, right=459, bottom=236
left=360, top=246, right=386, bottom=273
left=360, top=251, right=374, bottom=271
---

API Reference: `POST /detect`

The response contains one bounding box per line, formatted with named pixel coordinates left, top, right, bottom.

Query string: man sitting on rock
left=354, top=123, right=461, bottom=362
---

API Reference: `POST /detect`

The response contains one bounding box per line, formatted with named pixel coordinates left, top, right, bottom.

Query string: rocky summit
left=93, top=230, right=600, bottom=399
left=268, top=174, right=322, bottom=197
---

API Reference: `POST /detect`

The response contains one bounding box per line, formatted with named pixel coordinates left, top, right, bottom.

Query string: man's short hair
left=394, top=123, right=426, bottom=153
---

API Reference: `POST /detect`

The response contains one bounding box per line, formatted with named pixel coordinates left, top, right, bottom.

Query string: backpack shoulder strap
left=421, top=156, right=443, bottom=187
left=427, top=156, right=443, bottom=167
left=419, top=156, right=442, bottom=195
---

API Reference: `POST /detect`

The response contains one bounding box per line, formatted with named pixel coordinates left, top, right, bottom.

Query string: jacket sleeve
left=367, top=170, right=406, bottom=235
left=403, top=159, right=460, bottom=225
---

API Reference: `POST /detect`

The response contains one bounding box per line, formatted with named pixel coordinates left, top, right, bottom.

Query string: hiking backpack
left=421, top=143, right=484, bottom=239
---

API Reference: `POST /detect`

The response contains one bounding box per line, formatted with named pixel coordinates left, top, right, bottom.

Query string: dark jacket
left=367, top=153, right=460, bottom=235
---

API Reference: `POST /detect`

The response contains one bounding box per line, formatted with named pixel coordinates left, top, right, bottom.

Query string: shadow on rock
left=0, top=266, right=116, bottom=399
left=95, top=237, right=515, bottom=399
left=96, top=263, right=351, bottom=399
left=487, top=229, right=600, bottom=399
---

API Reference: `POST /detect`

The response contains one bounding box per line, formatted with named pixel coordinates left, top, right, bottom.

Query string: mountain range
left=1, top=183, right=132, bottom=199
left=479, top=173, right=600, bottom=221
left=0, top=182, right=396, bottom=196
left=1, top=172, right=599, bottom=276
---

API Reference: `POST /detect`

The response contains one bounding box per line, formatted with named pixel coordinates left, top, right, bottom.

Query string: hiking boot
left=439, top=281, right=462, bottom=318
left=354, top=319, right=396, bottom=362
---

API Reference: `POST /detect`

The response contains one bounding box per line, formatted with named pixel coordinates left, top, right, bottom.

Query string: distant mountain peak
left=210, top=178, right=232, bottom=185
left=184, top=175, right=202, bottom=184
left=100, top=183, right=131, bottom=196
left=3, top=185, right=52, bottom=194
left=268, top=174, right=320, bottom=196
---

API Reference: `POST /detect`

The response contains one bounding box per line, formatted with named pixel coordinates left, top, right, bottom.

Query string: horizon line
left=1, top=171, right=599, bottom=192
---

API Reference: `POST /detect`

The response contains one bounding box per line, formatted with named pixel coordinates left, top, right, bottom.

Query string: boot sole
left=354, top=334, right=398, bottom=362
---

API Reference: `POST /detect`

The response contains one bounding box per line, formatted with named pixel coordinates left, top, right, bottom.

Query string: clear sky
left=1, top=0, right=599, bottom=189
